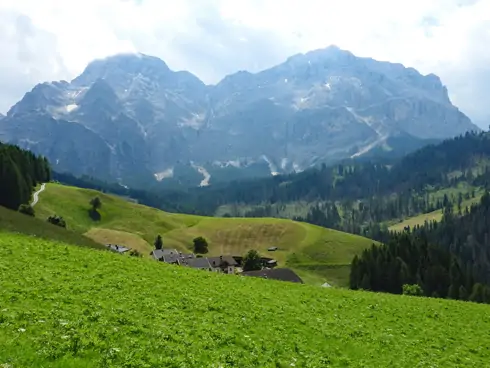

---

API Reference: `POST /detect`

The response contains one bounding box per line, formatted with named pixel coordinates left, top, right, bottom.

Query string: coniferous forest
left=0, top=142, right=51, bottom=210
left=350, top=192, right=490, bottom=304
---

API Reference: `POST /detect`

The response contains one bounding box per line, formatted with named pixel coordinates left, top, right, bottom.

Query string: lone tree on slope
left=90, top=197, right=102, bottom=212
left=193, top=236, right=209, bottom=254
left=154, top=235, right=163, bottom=250
left=243, top=249, right=262, bottom=271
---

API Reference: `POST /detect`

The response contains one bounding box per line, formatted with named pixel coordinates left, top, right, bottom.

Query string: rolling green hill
left=34, top=183, right=375, bottom=286
left=0, top=205, right=102, bottom=249
left=1, top=231, right=489, bottom=367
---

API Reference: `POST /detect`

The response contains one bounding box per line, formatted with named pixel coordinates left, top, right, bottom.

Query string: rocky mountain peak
left=0, top=47, right=480, bottom=188
left=72, top=53, right=170, bottom=87
left=71, top=53, right=207, bottom=106
left=80, top=78, right=118, bottom=105
left=7, top=81, right=69, bottom=117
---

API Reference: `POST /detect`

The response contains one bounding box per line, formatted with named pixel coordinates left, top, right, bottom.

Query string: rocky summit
left=0, top=46, right=478, bottom=187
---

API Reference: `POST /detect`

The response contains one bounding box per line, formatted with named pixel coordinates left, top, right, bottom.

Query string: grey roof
left=241, top=268, right=303, bottom=284
left=161, top=249, right=179, bottom=256
left=107, top=244, right=131, bottom=253
left=208, top=256, right=238, bottom=268
left=151, top=249, right=165, bottom=260
left=151, top=248, right=180, bottom=260
left=180, top=257, right=212, bottom=269
left=163, top=254, right=183, bottom=264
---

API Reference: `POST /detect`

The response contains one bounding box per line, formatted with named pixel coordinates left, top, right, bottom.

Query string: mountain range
left=0, top=46, right=479, bottom=187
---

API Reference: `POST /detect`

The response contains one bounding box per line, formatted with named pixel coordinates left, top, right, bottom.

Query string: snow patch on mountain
left=179, top=112, right=206, bottom=129
left=280, top=158, right=289, bottom=170
left=292, top=162, right=303, bottom=173
left=262, top=155, right=279, bottom=176
left=191, top=162, right=211, bottom=186
left=65, top=104, right=79, bottom=113
left=212, top=159, right=243, bottom=168
left=154, top=168, right=174, bottom=181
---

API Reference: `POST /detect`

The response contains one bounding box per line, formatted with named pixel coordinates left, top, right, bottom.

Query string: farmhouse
left=208, top=256, right=238, bottom=274
left=241, top=268, right=304, bottom=284
left=180, top=257, right=212, bottom=270
left=150, top=248, right=180, bottom=261
left=151, top=248, right=240, bottom=273
left=106, top=244, right=131, bottom=254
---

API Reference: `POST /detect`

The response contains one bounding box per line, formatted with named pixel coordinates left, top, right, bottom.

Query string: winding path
left=31, top=183, right=46, bottom=207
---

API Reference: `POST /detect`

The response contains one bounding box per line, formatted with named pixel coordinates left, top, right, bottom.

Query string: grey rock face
left=0, top=48, right=479, bottom=187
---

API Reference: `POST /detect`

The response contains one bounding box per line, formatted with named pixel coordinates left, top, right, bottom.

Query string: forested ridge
left=209, top=132, right=490, bottom=239
left=350, top=192, right=490, bottom=304
left=187, top=131, right=490, bottom=211
left=0, top=142, right=51, bottom=210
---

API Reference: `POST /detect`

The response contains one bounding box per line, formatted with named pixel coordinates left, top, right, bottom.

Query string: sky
left=0, top=0, right=489, bottom=126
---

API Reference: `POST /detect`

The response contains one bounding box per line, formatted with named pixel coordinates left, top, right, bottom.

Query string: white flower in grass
left=18, top=328, right=26, bottom=332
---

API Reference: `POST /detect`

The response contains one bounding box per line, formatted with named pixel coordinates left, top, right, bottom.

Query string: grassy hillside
left=35, top=183, right=374, bottom=286
left=0, top=205, right=103, bottom=249
left=1, top=232, right=489, bottom=367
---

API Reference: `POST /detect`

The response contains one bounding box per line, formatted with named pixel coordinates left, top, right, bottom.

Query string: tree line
left=0, top=142, right=51, bottom=210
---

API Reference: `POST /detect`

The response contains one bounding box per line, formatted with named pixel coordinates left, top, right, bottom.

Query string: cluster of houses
left=105, top=244, right=304, bottom=284
left=150, top=248, right=239, bottom=274
left=150, top=248, right=304, bottom=284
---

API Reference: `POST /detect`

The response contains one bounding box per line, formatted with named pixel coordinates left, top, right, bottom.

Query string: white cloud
left=0, top=0, right=489, bottom=126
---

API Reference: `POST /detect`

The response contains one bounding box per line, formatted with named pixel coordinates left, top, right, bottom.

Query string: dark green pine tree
left=469, top=283, right=485, bottom=303
left=349, top=255, right=360, bottom=290
left=459, top=285, right=469, bottom=301
left=448, top=258, right=463, bottom=300
left=0, top=155, right=27, bottom=210
left=360, top=273, right=371, bottom=290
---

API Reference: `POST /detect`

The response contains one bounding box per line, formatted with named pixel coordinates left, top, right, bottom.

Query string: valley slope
left=1, top=231, right=489, bottom=367
left=34, top=183, right=375, bottom=286
left=0, top=46, right=478, bottom=187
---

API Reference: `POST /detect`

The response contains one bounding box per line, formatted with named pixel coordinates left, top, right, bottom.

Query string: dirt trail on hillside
left=31, top=183, right=46, bottom=206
